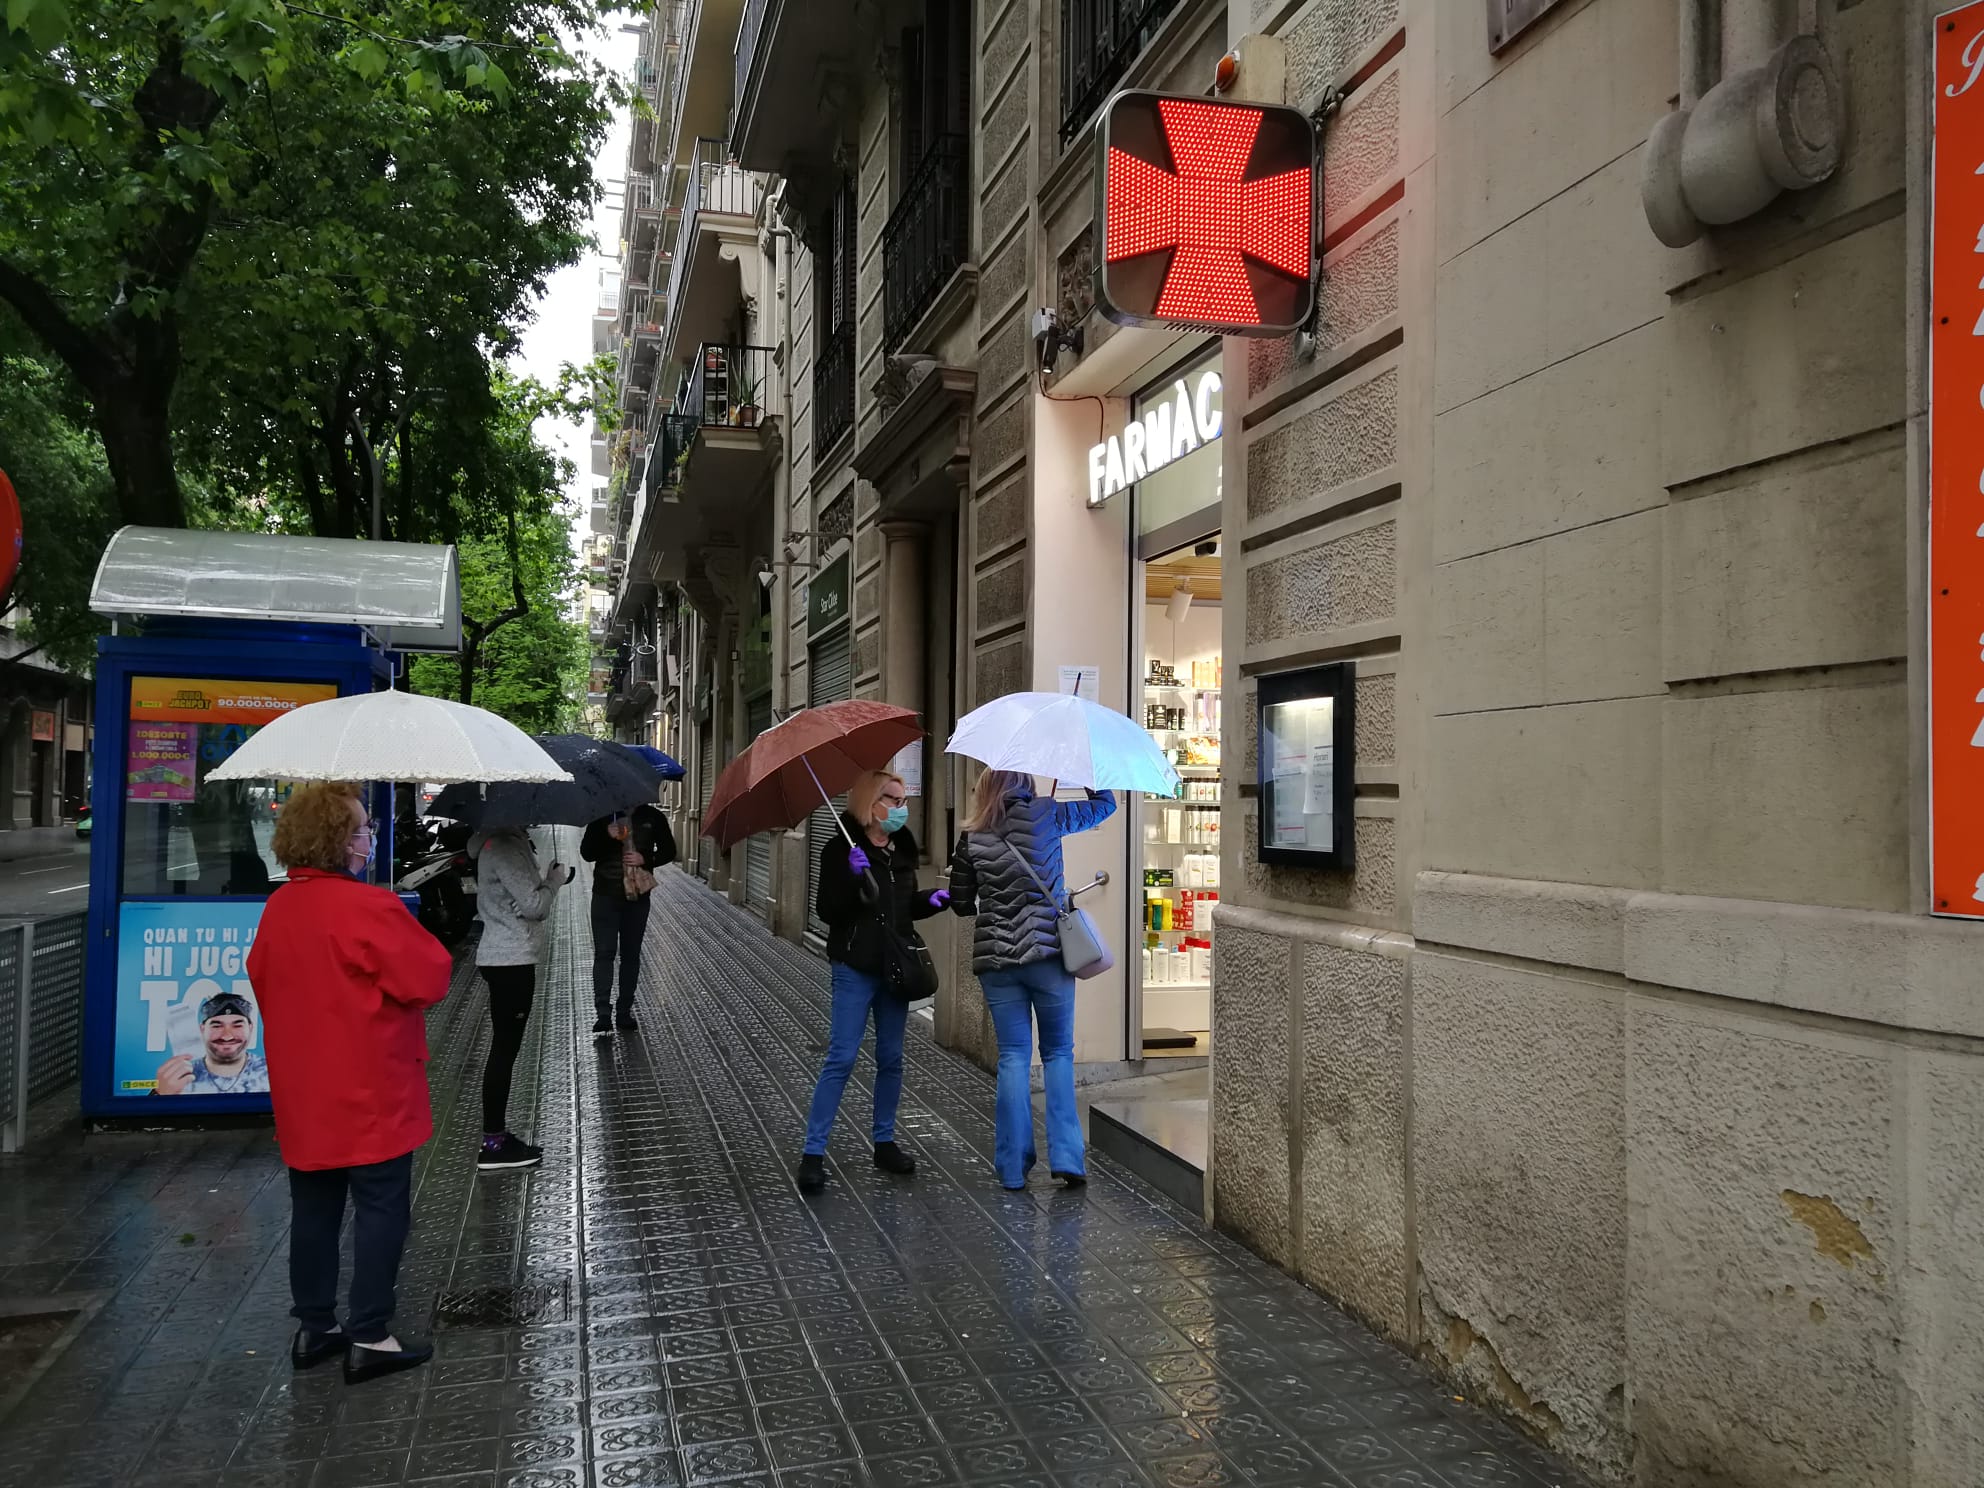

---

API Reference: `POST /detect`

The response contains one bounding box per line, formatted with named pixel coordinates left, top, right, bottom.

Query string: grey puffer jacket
left=949, top=786, right=1115, bottom=974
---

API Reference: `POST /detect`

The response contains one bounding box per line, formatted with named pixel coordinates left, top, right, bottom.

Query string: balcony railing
left=884, top=133, right=971, bottom=351
left=1060, top=0, right=1178, bottom=143
left=663, top=138, right=763, bottom=347
left=678, top=343, right=775, bottom=429
left=734, top=0, right=770, bottom=137
left=647, top=411, right=697, bottom=497
left=813, top=321, right=855, bottom=454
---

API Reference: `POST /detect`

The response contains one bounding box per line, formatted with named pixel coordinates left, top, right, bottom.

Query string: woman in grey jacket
left=949, top=770, right=1115, bottom=1189
left=468, top=827, right=574, bottom=1172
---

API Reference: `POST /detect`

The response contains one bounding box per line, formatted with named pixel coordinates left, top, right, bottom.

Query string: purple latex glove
left=846, top=845, right=870, bottom=874
left=927, top=888, right=950, bottom=910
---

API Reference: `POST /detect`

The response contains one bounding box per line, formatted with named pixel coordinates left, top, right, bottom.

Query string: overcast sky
left=514, top=19, right=642, bottom=546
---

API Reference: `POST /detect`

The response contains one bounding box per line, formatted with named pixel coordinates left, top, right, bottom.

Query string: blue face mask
left=882, top=805, right=909, bottom=834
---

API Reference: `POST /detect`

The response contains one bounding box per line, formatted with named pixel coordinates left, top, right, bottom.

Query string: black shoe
left=592, top=1015, right=613, bottom=1038
left=478, top=1134, right=543, bottom=1172
left=291, top=1326, right=344, bottom=1371
left=615, top=1011, right=637, bottom=1031
left=342, top=1337, right=434, bottom=1385
left=1052, top=1170, right=1087, bottom=1188
left=873, top=1142, right=916, bottom=1176
left=796, top=1154, right=826, bottom=1194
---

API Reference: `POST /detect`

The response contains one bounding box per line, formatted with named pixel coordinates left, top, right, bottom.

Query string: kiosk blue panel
left=82, top=622, right=390, bottom=1118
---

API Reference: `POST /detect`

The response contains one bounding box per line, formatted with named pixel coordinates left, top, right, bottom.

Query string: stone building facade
left=605, top=1, right=1981, bottom=1482
left=1198, top=2, right=1982, bottom=1486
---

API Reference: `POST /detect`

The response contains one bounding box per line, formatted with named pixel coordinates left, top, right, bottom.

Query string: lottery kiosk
left=79, top=528, right=460, bottom=1119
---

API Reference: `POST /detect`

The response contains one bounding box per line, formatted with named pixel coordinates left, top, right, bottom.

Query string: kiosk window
left=120, top=677, right=337, bottom=897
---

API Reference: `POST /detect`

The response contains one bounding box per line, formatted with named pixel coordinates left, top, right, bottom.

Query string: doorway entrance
left=1132, top=537, right=1222, bottom=1059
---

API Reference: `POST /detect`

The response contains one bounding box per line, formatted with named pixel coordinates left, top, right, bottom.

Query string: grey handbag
left=1000, top=838, right=1115, bottom=980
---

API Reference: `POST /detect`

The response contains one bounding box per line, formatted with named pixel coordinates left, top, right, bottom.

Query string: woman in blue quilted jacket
left=949, top=769, right=1115, bottom=1189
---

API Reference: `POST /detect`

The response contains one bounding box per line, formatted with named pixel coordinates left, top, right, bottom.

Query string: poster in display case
left=1256, top=662, right=1354, bottom=869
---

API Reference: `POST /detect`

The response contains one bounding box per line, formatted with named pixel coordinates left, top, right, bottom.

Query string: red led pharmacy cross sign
left=1096, top=90, right=1317, bottom=337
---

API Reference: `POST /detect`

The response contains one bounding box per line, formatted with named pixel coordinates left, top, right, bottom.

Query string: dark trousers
left=287, top=1152, right=413, bottom=1344
left=590, top=892, right=652, bottom=1016
left=481, top=963, right=536, bottom=1133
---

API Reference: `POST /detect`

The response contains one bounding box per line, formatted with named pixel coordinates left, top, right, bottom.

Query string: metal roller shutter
left=743, top=693, right=774, bottom=911
left=696, top=721, right=715, bottom=878
left=805, top=628, right=853, bottom=943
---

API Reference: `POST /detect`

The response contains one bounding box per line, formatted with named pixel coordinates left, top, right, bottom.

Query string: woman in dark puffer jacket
left=949, top=770, right=1115, bottom=1189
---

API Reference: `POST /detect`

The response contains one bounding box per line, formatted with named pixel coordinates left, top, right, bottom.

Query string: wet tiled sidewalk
left=0, top=863, right=1580, bottom=1488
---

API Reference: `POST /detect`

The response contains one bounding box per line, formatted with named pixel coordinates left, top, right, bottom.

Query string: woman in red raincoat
left=247, top=782, right=454, bottom=1385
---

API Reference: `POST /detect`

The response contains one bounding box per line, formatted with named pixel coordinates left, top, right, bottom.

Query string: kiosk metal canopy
left=1096, top=91, right=1317, bottom=336
left=89, top=527, right=462, bottom=653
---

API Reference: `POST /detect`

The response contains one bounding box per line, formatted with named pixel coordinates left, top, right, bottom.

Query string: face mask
left=882, top=805, right=908, bottom=834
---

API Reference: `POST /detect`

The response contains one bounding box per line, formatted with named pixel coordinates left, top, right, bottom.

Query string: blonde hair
left=961, top=769, right=1034, bottom=834
left=272, top=782, right=363, bottom=872
left=847, top=769, right=906, bottom=826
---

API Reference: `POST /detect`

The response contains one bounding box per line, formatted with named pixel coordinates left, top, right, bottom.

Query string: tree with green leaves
left=0, top=324, right=116, bottom=671
left=408, top=502, right=585, bottom=723
left=0, top=0, right=626, bottom=534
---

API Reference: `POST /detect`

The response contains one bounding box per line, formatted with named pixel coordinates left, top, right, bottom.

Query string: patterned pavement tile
left=0, top=868, right=1580, bottom=1488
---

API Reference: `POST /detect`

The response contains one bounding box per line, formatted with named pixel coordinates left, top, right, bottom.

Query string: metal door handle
left=1069, top=870, right=1109, bottom=900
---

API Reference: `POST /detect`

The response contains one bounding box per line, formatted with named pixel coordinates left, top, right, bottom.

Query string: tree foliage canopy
left=0, top=0, right=620, bottom=725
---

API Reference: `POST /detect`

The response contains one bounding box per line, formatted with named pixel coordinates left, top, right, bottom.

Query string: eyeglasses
left=880, top=793, right=907, bottom=807
left=351, top=820, right=377, bottom=842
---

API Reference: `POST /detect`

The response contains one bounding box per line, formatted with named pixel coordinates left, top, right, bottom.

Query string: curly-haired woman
left=246, top=781, right=454, bottom=1385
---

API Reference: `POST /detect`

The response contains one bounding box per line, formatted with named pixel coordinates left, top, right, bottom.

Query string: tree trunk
left=96, top=384, right=185, bottom=529
left=458, top=647, right=477, bottom=707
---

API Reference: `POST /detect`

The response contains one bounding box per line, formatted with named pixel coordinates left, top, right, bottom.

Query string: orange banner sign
left=129, top=677, right=337, bottom=727
left=1931, top=1, right=1984, bottom=917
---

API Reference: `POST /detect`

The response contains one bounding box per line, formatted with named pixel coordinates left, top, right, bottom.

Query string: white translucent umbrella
left=207, top=690, right=571, bottom=784
left=946, top=691, right=1182, bottom=796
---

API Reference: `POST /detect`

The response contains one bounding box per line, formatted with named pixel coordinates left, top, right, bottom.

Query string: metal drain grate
left=433, top=1276, right=570, bottom=1329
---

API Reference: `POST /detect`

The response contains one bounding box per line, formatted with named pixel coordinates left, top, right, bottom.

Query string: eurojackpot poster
left=112, top=899, right=269, bottom=1098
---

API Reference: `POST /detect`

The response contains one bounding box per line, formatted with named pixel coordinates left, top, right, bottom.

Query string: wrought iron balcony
left=647, top=411, right=697, bottom=497
left=813, top=322, right=855, bottom=455
left=734, top=0, right=770, bottom=147
left=883, top=134, right=970, bottom=352
left=662, top=138, right=763, bottom=354
left=1060, top=0, right=1178, bottom=143
left=678, top=343, right=775, bottom=429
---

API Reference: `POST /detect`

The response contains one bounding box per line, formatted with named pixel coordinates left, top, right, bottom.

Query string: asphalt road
left=0, top=837, right=93, bottom=920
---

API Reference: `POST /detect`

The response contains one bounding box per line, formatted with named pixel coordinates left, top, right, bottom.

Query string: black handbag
left=881, top=925, right=939, bottom=1004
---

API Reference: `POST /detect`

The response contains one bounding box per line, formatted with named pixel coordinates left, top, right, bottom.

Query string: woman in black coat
left=797, top=769, right=948, bottom=1194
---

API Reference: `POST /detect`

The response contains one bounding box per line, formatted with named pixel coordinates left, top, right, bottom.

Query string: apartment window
left=812, top=178, right=858, bottom=454
left=1059, top=0, right=1178, bottom=144
left=886, top=0, right=972, bottom=348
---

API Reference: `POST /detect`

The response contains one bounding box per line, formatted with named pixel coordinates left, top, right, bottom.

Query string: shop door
left=29, top=742, right=50, bottom=827
left=805, top=627, right=853, bottom=943
left=743, top=693, right=774, bottom=912
left=696, top=721, right=715, bottom=877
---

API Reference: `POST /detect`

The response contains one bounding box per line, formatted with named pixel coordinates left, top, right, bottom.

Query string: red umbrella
left=701, top=700, right=922, bottom=850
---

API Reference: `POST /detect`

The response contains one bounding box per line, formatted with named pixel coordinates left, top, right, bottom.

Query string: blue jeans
left=802, top=961, right=907, bottom=1156
left=980, top=959, right=1084, bottom=1187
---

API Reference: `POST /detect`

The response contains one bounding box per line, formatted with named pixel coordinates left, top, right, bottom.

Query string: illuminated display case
left=1256, top=662, right=1355, bottom=869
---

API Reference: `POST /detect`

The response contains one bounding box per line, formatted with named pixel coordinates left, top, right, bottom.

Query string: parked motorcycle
left=393, top=815, right=475, bottom=945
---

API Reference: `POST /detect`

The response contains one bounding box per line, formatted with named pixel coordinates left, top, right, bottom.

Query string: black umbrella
left=430, top=734, right=666, bottom=830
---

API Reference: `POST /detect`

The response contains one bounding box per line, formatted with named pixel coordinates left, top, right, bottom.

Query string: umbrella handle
left=803, top=752, right=880, bottom=901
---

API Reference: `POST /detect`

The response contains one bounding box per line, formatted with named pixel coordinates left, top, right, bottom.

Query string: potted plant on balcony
left=731, top=366, right=761, bottom=428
